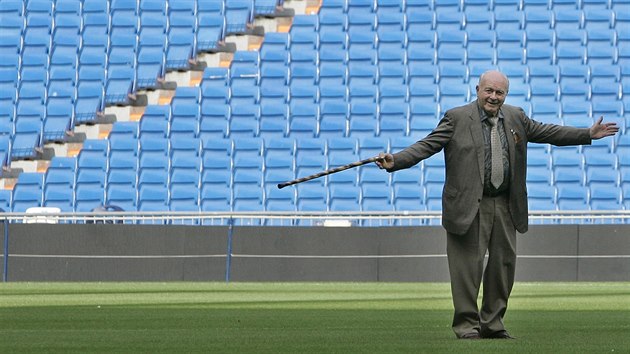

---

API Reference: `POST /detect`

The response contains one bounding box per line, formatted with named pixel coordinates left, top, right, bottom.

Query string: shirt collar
left=477, top=102, right=504, bottom=122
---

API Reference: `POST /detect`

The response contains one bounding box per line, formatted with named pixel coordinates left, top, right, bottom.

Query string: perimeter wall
left=1, top=224, right=629, bottom=282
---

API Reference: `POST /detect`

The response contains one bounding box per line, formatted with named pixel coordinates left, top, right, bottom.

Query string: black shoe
left=482, top=330, right=516, bottom=339
left=460, top=332, right=481, bottom=339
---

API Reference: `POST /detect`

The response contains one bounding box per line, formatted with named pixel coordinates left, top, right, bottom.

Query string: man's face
left=476, top=74, right=508, bottom=116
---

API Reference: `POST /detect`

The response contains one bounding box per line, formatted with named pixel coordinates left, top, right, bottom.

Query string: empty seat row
left=5, top=169, right=629, bottom=214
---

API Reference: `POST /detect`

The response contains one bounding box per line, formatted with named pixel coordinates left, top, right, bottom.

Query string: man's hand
left=590, top=116, right=619, bottom=139
left=376, top=152, right=395, bottom=170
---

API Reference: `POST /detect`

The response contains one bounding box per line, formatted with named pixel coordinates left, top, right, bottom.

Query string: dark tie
left=489, top=117, right=503, bottom=189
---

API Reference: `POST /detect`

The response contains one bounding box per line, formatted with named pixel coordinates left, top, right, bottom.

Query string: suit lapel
left=502, top=111, right=517, bottom=179
left=468, top=104, right=485, bottom=184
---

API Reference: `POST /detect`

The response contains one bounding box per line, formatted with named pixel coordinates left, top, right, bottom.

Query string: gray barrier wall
left=1, top=223, right=629, bottom=282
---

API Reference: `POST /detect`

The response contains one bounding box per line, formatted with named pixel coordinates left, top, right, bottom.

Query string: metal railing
left=0, top=210, right=629, bottom=225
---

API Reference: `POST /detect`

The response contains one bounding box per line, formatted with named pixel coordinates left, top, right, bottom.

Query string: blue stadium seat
left=361, top=187, right=393, bottom=213
left=75, top=67, right=105, bottom=124
left=105, top=184, right=136, bottom=212
left=291, top=14, right=318, bottom=35
left=590, top=186, right=623, bottom=211
left=264, top=158, right=294, bottom=193
left=527, top=183, right=557, bottom=211
left=436, top=12, right=465, bottom=32
left=376, top=10, right=405, bottom=36
left=173, top=86, right=202, bottom=106
left=377, top=30, right=405, bottom=65
left=290, top=31, right=318, bottom=64
left=0, top=189, right=11, bottom=212
left=228, top=103, right=260, bottom=138
left=295, top=155, right=327, bottom=186
left=523, top=0, right=551, bottom=11
left=587, top=44, right=618, bottom=66
left=225, top=0, right=255, bottom=34
left=359, top=161, right=390, bottom=188
left=105, top=67, right=135, bottom=105
left=531, top=101, right=561, bottom=124
left=554, top=9, right=583, bottom=32
left=138, top=184, right=169, bottom=213
left=201, top=184, right=231, bottom=212
left=530, top=80, right=559, bottom=102
left=358, top=136, right=388, bottom=160
left=524, top=8, right=553, bottom=30
left=296, top=184, right=327, bottom=212
left=43, top=101, right=73, bottom=143
left=560, top=79, right=590, bottom=103
left=198, top=0, right=224, bottom=16
left=497, top=46, right=525, bottom=66
left=171, top=103, right=200, bottom=140
left=201, top=153, right=232, bottom=189
left=0, top=67, right=18, bottom=107
left=289, top=64, right=317, bottom=103
left=0, top=136, right=10, bottom=169
left=559, top=64, right=590, bottom=89
left=583, top=8, right=614, bottom=31
left=584, top=152, right=618, bottom=185
left=260, top=64, right=288, bottom=106
left=379, top=103, right=408, bottom=138
left=12, top=172, right=45, bottom=212
left=107, top=139, right=138, bottom=197
left=348, top=102, right=377, bottom=138
left=138, top=137, right=169, bottom=190
left=47, top=67, right=76, bottom=106
left=467, top=30, right=496, bottom=66
left=557, top=184, right=589, bottom=210
left=347, top=13, right=376, bottom=38
left=169, top=183, right=200, bottom=214
left=265, top=187, right=296, bottom=214
left=139, top=105, right=170, bottom=140
left=43, top=156, right=77, bottom=212
left=259, top=103, right=289, bottom=138
left=590, top=64, right=620, bottom=88
left=465, top=10, right=494, bottom=32
left=288, top=102, right=318, bottom=139
left=233, top=184, right=264, bottom=214
left=329, top=185, right=360, bottom=211
left=394, top=184, right=426, bottom=214
left=197, top=14, right=226, bottom=52
left=551, top=0, right=579, bottom=11
left=562, top=102, right=592, bottom=126
left=319, top=101, right=348, bottom=138
left=295, top=138, right=327, bottom=177
left=494, top=10, right=524, bottom=31
left=136, top=35, right=166, bottom=89
left=12, top=105, right=44, bottom=160
left=328, top=157, right=359, bottom=187
left=439, top=83, right=470, bottom=112
left=0, top=0, right=24, bottom=18
left=43, top=184, right=73, bottom=212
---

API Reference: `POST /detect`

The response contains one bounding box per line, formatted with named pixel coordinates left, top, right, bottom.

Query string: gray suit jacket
left=389, top=101, right=592, bottom=235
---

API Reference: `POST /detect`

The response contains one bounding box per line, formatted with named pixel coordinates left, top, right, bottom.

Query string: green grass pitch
left=0, top=282, right=628, bottom=353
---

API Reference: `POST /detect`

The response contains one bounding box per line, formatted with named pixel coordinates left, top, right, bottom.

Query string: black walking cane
left=277, top=155, right=384, bottom=189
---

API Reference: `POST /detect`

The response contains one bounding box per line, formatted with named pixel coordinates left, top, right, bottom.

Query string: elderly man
left=377, top=70, right=619, bottom=339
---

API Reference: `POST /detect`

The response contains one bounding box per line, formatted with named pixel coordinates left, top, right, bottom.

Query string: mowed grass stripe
left=0, top=283, right=628, bottom=353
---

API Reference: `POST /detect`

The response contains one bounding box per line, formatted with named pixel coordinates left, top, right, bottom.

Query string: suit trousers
left=446, top=194, right=517, bottom=338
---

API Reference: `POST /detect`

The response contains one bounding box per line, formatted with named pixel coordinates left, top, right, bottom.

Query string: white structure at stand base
left=24, top=207, right=62, bottom=224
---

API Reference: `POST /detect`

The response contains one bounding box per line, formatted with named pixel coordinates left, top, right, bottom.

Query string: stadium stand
left=0, top=0, right=627, bottom=218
